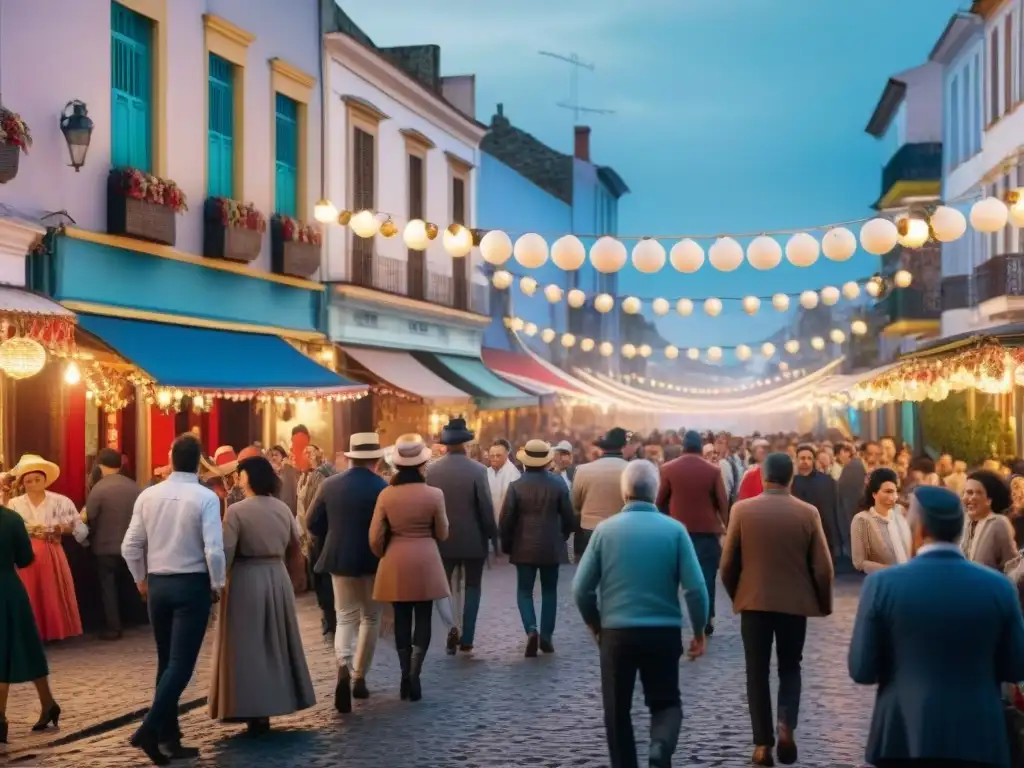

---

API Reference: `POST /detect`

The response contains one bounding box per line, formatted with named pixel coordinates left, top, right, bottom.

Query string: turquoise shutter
left=110, top=2, right=152, bottom=171
left=207, top=53, right=234, bottom=198
left=274, top=94, right=298, bottom=217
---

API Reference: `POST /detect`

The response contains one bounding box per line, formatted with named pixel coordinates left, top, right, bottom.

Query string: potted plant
left=107, top=167, right=187, bottom=246
left=0, top=107, right=32, bottom=183
left=271, top=214, right=321, bottom=278
left=203, top=197, right=266, bottom=263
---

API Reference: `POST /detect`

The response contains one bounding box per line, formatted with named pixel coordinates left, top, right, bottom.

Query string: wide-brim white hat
left=517, top=439, right=554, bottom=468
left=14, top=454, right=60, bottom=487
left=392, top=434, right=432, bottom=467
left=345, top=432, right=386, bottom=460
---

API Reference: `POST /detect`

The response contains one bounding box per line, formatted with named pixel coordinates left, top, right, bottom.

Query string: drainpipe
left=317, top=4, right=329, bottom=336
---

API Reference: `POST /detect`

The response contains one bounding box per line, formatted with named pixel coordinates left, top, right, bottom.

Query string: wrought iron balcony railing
left=880, top=142, right=942, bottom=201
left=940, top=274, right=972, bottom=311
left=348, top=254, right=489, bottom=316
left=974, top=253, right=1024, bottom=304
left=880, top=286, right=941, bottom=325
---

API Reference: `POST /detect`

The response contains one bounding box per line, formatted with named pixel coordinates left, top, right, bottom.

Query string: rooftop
left=480, top=104, right=574, bottom=205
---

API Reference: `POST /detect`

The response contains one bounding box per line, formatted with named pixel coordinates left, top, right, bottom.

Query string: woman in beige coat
left=370, top=434, right=449, bottom=703
left=962, top=470, right=1018, bottom=572
left=209, top=456, right=316, bottom=733
left=851, top=468, right=912, bottom=574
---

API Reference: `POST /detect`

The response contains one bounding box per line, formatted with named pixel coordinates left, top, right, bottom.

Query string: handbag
left=285, top=532, right=307, bottom=594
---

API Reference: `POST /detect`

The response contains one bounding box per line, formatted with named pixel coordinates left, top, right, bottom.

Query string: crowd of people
left=1, top=420, right=1024, bottom=766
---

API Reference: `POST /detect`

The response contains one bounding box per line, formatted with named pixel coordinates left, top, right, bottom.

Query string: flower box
left=107, top=168, right=187, bottom=246
left=203, top=198, right=266, bottom=263
left=0, top=106, right=32, bottom=184
left=271, top=215, right=321, bottom=279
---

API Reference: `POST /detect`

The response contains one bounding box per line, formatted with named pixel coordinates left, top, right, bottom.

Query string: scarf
left=870, top=506, right=911, bottom=564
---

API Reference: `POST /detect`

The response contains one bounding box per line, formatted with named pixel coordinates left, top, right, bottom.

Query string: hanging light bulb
left=520, top=276, right=538, bottom=296
left=580, top=338, right=595, bottom=352
left=810, top=336, right=826, bottom=351
left=829, top=329, right=846, bottom=344
left=784, top=340, right=800, bottom=354
left=896, top=213, right=930, bottom=249
left=842, top=281, right=860, bottom=301
left=771, top=293, right=790, bottom=312
left=543, top=284, right=564, bottom=303
left=313, top=198, right=338, bottom=224
left=524, top=322, right=538, bottom=336
left=865, top=275, right=886, bottom=298
left=492, top=270, right=513, bottom=290
left=741, top=296, right=761, bottom=315
left=687, top=348, right=700, bottom=360
left=851, top=319, right=868, bottom=335
left=894, top=269, right=913, bottom=289
left=761, top=342, right=776, bottom=358
left=541, top=328, right=556, bottom=343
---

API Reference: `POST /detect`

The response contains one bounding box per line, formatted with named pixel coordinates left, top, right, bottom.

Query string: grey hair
left=621, top=459, right=660, bottom=502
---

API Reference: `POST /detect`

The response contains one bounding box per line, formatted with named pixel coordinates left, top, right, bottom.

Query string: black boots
left=408, top=647, right=426, bottom=702
left=648, top=705, right=681, bottom=768
left=397, top=647, right=412, bottom=700
left=334, top=665, right=351, bottom=713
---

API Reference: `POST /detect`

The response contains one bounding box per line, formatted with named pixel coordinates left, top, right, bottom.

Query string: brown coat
left=370, top=482, right=450, bottom=603
left=962, top=513, right=1017, bottom=572
left=720, top=489, right=834, bottom=617
left=655, top=453, right=729, bottom=535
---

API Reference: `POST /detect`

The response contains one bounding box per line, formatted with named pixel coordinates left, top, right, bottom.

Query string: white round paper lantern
left=970, top=197, right=1009, bottom=233
left=687, top=348, right=700, bottom=360
left=651, top=298, right=670, bottom=316
left=492, top=270, right=513, bottom=290
left=580, top=337, right=595, bottom=352
left=479, top=229, right=512, bottom=264
left=621, top=343, right=637, bottom=359
left=567, top=288, right=586, bottom=308
left=820, top=286, right=840, bottom=306
left=761, top=342, right=776, bottom=358
left=509, top=317, right=524, bottom=332
left=1010, top=197, right=1024, bottom=228
left=665, top=345, right=679, bottom=360
left=443, top=225, right=473, bottom=257
left=543, top=284, right=564, bottom=303
left=638, top=344, right=652, bottom=358
left=772, top=293, right=790, bottom=312
left=784, top=339, right=800, bottom=354
left=707, top=346, right=723, bottom=362
left=632, top=238, right=666, bottom=273
left=785, top=233, right=819, bottom=267
left=896, top=216, right=929, bottom=249
left=621, top=296, right=642, bottom=315
left=594, top=293, right=615, bottom=313
left=735, top=344, right=752, bottom=361
left=599, top=341, right=614, bottom=357
left=860, top=218, right=899, bottom=255
left=541, top=328, right=556, bottom=343
left=851, top=319, right=868, bottom=336
left=404, top=219, right=430, bottom=251
left=747, top=236, right=782, bottom=271
left=524, top=322, right=538, bottom=336
left=513, top=233, right=549, bottom=269
left=810, top=336, right=826, bottom=351
left=350, top=210, right=381, bottom=238
left=676, top=298, right=694, bottom=316
left=799, top=290, right=819, bottom=310
left=551, top=235, right=586, bottom=271
left=894, top=269, right=913, bottom=289
left=519, top=276, right=537, bottom=296
left=590, top=236, right=627, bottom=273
left=841, top=281, right=860, bottom=300
left=709, top=237, right=744, bottom=272
left=704, top=297, right=723, bottom=317
left=865, top=277, right=883, bottom=298
left=930, top=206, right=967, bottom=242
left=742, top=296, right=761, bottom=315
left=561, top=333, right=576, bottom=348
left=670, top=239, right=705, bottom=273
left=822, top=227, right=857, bottom=262
left=830, top=329, right=846, bottom=344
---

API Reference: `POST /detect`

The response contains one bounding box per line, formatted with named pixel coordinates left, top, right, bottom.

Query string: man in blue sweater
left=573, top=459, right=709, bottom=768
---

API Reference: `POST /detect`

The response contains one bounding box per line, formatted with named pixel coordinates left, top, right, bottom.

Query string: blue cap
left=682, top=430, right=703, bottom=452
left=913, top=485, right=964, bottom=537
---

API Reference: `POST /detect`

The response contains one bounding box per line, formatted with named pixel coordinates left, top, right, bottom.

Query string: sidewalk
left=1, top=594, right=329, bottom=758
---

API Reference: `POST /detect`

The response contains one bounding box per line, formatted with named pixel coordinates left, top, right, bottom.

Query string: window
left=451, top=173, right=468, bottom=309
left=207, top=53, right=234, bottom=198
left=351, top=127, right=375, bottom=283
left=1006, top=13, right=1015, bottom=112
left=949, top=76, right=960, bottom=169
left=991, top=28, right=1001, bottom=124
left=111, top=2, right=152, bottom=171
left=451, top=177, right=466, bottom=225
left=974, top=52, right=983, bottom=153
left=274, top=94, right=298, bottom=216
left=407, top=153, right=425, bottom=299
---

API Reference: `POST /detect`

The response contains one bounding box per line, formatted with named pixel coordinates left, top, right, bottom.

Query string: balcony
left=876, top=142, right=942, bottom=209
left=345, top=254, right=489, bottom=317
left=879, top=286, right=941, bottom=338
left=940, top=275, right=972, bottom=312
left=974, top=253, right=1024, bottom=320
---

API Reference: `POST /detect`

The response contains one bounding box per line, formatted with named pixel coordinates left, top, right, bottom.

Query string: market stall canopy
left=481, top=347, right=587, bottom=397
left=413, top=352, right=537, bottom=411
left=77, top=314, right=362, bottom=393
left=0, top=286, right=75, bottom=318
left=340, top=346, right=471, bottom=407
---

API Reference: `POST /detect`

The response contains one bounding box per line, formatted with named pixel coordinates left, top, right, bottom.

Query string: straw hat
left=13, top=454, right=60, bottom=487
left=517, top=439, right=554, bottom=468
left=392, top=434, right=432, bottom=467
left=345, top=432, right=386, bottom=460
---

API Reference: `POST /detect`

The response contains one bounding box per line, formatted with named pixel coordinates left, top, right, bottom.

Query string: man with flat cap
left=850, top=485, right=1024, bottom=768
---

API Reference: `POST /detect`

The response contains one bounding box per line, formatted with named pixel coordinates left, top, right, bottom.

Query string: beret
left=913, top=485, right=963, bottom=524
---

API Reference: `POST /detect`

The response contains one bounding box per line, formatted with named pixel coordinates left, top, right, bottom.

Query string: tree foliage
left=920, top=392, right=1014, bottom=465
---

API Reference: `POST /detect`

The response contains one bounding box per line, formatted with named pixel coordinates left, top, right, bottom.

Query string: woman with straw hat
left=8, top=454, right=86, bottom=647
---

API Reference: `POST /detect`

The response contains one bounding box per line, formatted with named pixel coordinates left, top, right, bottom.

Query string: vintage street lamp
left=60, top=100, right=93, bottom=171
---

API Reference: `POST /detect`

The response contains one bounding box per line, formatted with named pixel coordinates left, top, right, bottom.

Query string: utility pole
left=538, top=50, right=615, bottom=122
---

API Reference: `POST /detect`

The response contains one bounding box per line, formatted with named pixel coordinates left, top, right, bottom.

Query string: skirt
left=18, top=539, right=82, bottom=643
left=0, top=570, right=49, bottom=683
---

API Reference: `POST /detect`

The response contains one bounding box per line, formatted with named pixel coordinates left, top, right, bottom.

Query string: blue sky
left=355, top=0, right=965, bottom=348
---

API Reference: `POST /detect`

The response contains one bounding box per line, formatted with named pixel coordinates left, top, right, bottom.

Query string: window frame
left=991, top=27, right=1001, bottom=126
left=345, top=101, right=383, bottom=277
left=202, top=14, right=253, bottom=201
left=273, top=93, right=300, bottom=218
left=269, top=58, right=315, bottom=222
left=207, top=52, right=236, bottom=199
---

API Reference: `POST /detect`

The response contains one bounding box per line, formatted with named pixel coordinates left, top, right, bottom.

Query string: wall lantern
left=60, top=100, right=93, bottom=172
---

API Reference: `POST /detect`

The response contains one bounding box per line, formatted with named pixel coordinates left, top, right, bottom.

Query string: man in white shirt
left=122, top=433, right=225, bottom=766
left=488, top=438, right=521, bottom=521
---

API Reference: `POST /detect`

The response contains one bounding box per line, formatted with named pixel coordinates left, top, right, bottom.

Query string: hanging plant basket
left=0, top=144, right=20, bottom=184
left=271, top=216, right=321, bottom=278
left=0, top=106, right=32, bottom=184
left=203, top=198, right=265, bottom=263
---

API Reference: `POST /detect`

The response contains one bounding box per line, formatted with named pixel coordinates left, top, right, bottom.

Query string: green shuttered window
left=111, top=2, right=152, bottom=171
left=275, top=93, right=299, bottom=216
left=208, top=53, right=234, bottom=198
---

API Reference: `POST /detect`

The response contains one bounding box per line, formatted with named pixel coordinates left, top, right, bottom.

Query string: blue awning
left=413, top=352, right=536, bottom=410
left=77, top=314, right=363, bottom=392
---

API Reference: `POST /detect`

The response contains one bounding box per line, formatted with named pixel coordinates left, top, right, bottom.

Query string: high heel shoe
left=31, top=701, right=60, bottom=731
left=1, top=715, right=8, bottom=743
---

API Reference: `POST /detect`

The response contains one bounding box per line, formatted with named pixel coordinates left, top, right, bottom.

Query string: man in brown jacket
left=655, top=430, right=728, bottom=637
left=720, top=452, right=834, bottom=767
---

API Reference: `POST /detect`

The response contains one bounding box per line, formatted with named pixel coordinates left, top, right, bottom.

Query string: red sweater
left=738, top=466, right=763, bottom=500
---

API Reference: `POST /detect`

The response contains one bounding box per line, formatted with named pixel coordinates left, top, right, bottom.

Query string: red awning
left=482, top=347, right=586, bottom=395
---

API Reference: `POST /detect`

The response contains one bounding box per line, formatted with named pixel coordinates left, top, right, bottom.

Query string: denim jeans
left=689, top=534, right=721, bottom=623
left=515, top=564, right=559, bottom=640
left=443, top=558, right=484, bottom=646
left=135, top=573, right=212, bottom=743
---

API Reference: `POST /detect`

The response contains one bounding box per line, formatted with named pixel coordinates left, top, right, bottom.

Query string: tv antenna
left=538, top=50, right=615, bottom=122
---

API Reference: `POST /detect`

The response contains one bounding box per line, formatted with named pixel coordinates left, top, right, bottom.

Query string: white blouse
left=10, top=491, right=89, bottom=543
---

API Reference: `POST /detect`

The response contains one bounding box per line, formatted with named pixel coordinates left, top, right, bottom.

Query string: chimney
left=574, top=126, right=591, bottom=162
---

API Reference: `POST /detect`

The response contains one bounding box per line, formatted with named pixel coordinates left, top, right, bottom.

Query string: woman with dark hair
left=962, top=470, right=1017, bottom=571
left=208, top=456, right=315, bottom=733
left=369, top=435, right=449, bottom=702
left=850, top=468, right=911, bottom=574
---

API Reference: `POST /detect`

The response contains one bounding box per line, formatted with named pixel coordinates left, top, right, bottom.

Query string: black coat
left=499, top=469, right=575, bottom=566
left=792, top=470, right=839, bottom=553
left=308, top=466, right=388, bottom=577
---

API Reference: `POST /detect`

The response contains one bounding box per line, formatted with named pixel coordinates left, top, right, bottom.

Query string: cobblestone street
left=4, top=564, right=873, bottom=768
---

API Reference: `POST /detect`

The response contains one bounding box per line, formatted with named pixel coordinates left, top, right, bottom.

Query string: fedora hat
left=595, top=427, right=629, bottom=452
left=439, top=417, right=475, bottom=446
left=392, top=434, right=432, bottom=467
left=518, top=439, right=554, bottom=468
left=345, top=432, right=386, bottom=460
left=14, top=454, right=60, bottom=487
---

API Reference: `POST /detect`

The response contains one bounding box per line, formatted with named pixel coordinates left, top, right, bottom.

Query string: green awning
left=412, top=353, right=537, bottom=410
